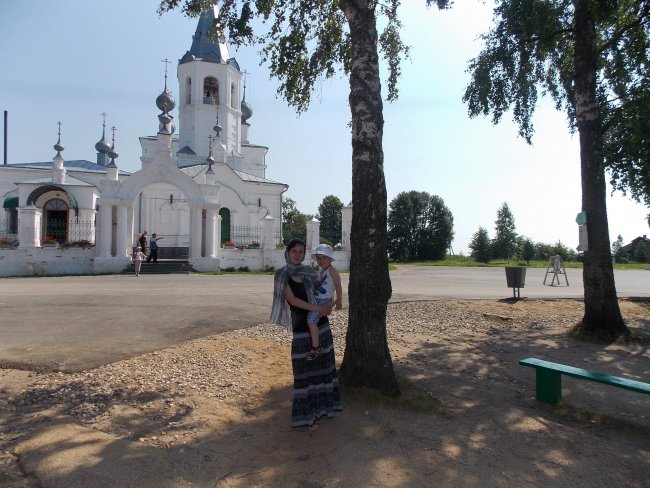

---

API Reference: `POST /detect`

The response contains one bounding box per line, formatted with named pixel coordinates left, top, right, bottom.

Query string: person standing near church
left=132, top=246, right=146, bottom=277
left=137, top=231, right=148, bottom=254
left=146, top=233, right=163, bottom=263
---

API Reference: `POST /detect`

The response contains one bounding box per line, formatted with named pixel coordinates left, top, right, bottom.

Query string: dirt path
left=1, top=299, right=649, bottom=487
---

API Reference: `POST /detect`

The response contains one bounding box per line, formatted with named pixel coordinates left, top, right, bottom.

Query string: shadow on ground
left=3, top=300, right=650, bottom=488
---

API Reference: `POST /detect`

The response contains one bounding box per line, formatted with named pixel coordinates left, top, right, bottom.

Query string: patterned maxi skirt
left=290, top=320, right=343, bottom=428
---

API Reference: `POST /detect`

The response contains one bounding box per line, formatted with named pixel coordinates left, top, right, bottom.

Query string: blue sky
left=1, top=0, right=648, bottom=254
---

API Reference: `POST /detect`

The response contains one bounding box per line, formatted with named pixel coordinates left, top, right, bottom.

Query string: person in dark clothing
left=137, top=231, right=148, bottom=254
left=269, top=238, right=342, bottom=431
left=145, top=233, right=163, bottom=263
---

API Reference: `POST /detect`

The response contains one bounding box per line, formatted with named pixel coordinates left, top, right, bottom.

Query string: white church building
left=0, top=6, right=351, bottom=277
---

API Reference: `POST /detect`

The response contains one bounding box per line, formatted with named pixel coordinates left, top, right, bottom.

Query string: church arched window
left=186, top=77, right=192, bottom=105
left=231, top=82, right=237, bottom=109
left=44, top=199, right=68, bottom=211
left=203, top=77, right=219, bottom=105
left=219, top=208, right=231, bottom=245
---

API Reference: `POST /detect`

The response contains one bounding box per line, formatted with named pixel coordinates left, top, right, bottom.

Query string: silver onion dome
left=241, top=98, right=253, bottom=123
left=53, top=121, right=64, bottom=153
left=107, top=126, right=118, bottom=160
left=95, top=115, right=112, bottom=153
left=156, top=88, right=176, bottom=113
left=95, top=135, right=111, bottom=154
left=241, top=83, right=253, bottom=123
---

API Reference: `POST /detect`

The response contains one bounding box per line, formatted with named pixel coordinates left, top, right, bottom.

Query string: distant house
left=621, top=235, right=650, bottom=262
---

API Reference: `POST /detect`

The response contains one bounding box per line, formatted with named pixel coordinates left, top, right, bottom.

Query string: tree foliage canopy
left=317, top=195, right=344, bottom=245
left=159, top=0, right=449, bottom=112
left=492, top=202, right=517, bottom=259
left=282, top=197, right=311, bottom=242
left=469, top=226, right=491, bottom=263
left=463, top=0, right=650, bottom=202
left=462, top=0, right=647, bottom=340
left=519, top=236, right=536, bottom=264
left=611, top=234, right=624, bottom=256
left=387, top=191, right=454, bottom=261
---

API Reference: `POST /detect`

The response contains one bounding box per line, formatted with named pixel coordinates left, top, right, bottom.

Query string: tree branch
left=524, top=27, right=574, bottom=46
left=598, top=3, right=650, bottom=53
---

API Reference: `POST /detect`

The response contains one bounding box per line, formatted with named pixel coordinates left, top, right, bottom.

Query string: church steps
left=123, top=260, right=194, bottom=275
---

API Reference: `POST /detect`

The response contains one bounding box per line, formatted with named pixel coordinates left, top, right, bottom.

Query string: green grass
left=399, top=255, right=648, bottom=270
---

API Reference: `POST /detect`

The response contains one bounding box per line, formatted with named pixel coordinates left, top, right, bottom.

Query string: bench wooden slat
left=519, top=357, right=650, bottom=404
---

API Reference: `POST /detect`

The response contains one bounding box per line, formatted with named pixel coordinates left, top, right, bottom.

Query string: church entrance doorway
left=44, top=198, right=69, bottom=243
left=136, top=183, right=191, bottom=259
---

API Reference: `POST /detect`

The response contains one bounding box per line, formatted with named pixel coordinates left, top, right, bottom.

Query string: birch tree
left=159, top=0, right=452, bottom=394
left=464, top=0, right=650, bottom=341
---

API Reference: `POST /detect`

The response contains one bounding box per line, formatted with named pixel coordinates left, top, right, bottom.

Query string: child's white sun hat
left=312, top=243, right=335, bottom=260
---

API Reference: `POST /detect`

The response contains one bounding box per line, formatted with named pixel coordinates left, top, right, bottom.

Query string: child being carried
left=306, top=244, right=343, bottom=361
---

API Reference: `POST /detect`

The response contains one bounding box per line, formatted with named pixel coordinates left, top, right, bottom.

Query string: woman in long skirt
left=270, top=238, right=343, bottom=431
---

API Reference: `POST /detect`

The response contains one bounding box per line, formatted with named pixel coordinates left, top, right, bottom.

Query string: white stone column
left=127, top=205, right=134, bottom=249
left=229, top=211, right=238, bottom=241
left=17, top=205, right=41, bottom=248
left=190, top=206, right=203, bottom=258
left=175, top=205, right=188, bottom=248
left=98, top=202, right=113, bottom=257
left=179, top=203, right=190, bottom=248
left=263, top=215, right=275, bottom=250
left=115, top=204, right=129, bottom=258
left=306, top=217, right=320, bottom=251
left=205, top=206, right=217, bottom=258
left=341, top=204, right=352, bottom=251
left=141, top=193, right=149, bottom=233
left=214, top=214, right=223, bottom=253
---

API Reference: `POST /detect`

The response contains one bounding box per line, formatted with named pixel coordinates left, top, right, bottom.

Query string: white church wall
left=0, top=168, right=32, bottom=197
left=240, top=145, right=267, bottom=178
left=139, top=137, right=157, bottom=166
left=71, top=187, right=99, bottom=210
left=217, top=248, right=349, bottom=272
left=0, top=247, right=95, bottom=277
left=0, top=245, right=349, bottom=276
left=135, top=182, right=191, bottom=245
left=0, top=7, right=308, bottom=275
left=219, top=248, right=263, bottom=270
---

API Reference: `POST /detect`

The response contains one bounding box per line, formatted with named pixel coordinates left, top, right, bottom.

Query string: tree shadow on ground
left=4, top=301, right=650, bottom=487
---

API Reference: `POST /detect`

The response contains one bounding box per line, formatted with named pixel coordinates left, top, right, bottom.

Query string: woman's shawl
left=270, top=253, right=318, bottom=331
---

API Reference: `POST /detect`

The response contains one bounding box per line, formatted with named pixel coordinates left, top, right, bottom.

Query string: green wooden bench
left=519, top=357, right=650, bottom=404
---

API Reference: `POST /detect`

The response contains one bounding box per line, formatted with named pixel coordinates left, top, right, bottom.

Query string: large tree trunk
left=338, top=0, right=399, bottom=396
left=572, top=0, right=628, bottom=342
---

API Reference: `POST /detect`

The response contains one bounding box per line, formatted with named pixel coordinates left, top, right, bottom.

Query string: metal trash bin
left=505, top=267, right=526, bottom=298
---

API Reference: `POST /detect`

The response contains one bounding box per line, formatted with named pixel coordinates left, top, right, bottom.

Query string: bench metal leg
left=535, top=369, right=562, bottom=404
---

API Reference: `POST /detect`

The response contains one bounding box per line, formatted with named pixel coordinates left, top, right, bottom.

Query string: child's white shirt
left=317, top=267, right=335, bottom=300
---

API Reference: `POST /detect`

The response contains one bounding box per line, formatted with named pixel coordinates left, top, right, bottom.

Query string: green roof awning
left=3, top=196, right=18, bottom=209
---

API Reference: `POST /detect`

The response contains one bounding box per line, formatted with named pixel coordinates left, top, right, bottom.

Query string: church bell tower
left=176, top=4, right=243, bottom=164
